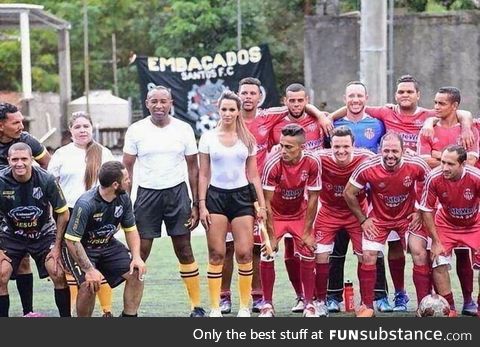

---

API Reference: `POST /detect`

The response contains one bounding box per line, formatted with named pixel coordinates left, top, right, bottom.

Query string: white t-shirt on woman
left=48, top=142, right=115, bottom=207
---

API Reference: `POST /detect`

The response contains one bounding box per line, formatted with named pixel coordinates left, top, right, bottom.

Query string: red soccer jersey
left=418, top=124, right=479, bottom=159
left=420, top=166, right=480, bottom=230
left=269, top=114, right=324, bottom=152
left=262, top=151, right=322, bottom=220
left=366, top=106, right=435, bottom=151
left=245, top=107, right=289, bottom=175
left=317, top=149, right=374, bottom=219
left=349, top=155, right=430, bottom=221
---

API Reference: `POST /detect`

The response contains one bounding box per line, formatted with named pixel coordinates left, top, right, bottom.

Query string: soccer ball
left=416, top=294, right=450, bottom=317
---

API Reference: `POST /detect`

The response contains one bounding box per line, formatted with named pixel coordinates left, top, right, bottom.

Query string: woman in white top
left=198, top=91, right=267, bottom=317
left=48, top=111, right=115, bottom=317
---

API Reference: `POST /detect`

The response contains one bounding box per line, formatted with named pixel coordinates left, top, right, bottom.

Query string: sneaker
left=303, top=303, right=318, bottom=317
left=220, top=297, right=232, bottom=314
left=258, top=303, right=275, bottom=317
left=393, top=291, right=409, bottom=312
left=291, top=296, right=305, bottom=313
left=209, top=308, right=223, bottom=317
left=237, top=308, right=251, bottom=317
left=23, top=312, right=46, bottom=318
left=190, top=307, right=206, bottom=317
left=461, top=300, right=478, bottom=316
left=326, top=297, right=341, bottom=313
left=314, top=300, right=329, bottom=317
left=252, top=298, right=263, bottom=313
left=355, top=304, right=375, bottom=318
left=375, top=297, right=393, bottom=312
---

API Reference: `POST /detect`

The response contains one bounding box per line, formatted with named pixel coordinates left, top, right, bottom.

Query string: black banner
left=135, top=44, right=279, bottom=136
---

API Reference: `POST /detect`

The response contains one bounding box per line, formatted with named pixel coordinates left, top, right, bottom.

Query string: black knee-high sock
left=54, top=288, right=71, bottom=317
left=16, top=273, right=33, bottom=315
left=374, top=256, right=388, bottom=300
left=0, top=294, right=10, bottom=317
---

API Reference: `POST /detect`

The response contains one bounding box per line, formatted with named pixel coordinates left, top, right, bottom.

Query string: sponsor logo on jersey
left=281, top=188, right=304, bottom=200
left=1, top=190, right=15, bottom=199
left=32, top=187, right=43, bottom=200
left=379, top=193, right=409, bottom=208
left=93, top=212, right=103, bottom=222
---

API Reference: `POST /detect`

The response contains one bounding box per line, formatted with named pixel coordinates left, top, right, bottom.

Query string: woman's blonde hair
left=69, top=111, right=103, bottom=190
left=218, top=91, right=256, bottom=153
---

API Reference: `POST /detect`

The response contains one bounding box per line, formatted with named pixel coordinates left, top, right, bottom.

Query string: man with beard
left=344, top=132, right=431, bottom=317
left=0, top=142, right=70, bottom=317
left=420, top=145, right=480, bottom=317
left=64, top=161, right=146, bottom=317
left=326, top=82, right=392, bottom=314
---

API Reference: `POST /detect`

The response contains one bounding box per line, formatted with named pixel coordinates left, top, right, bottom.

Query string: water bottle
left=343, top=280, right=355, bottom=312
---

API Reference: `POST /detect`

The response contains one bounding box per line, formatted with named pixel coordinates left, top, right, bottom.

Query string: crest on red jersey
left=403, top=176, right=412, bottom=187
left=464, top=188, right=474, bottom=201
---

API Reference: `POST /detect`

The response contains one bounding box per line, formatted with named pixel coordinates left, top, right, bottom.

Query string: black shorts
left=206, top=185, right=255, bottom=222
left=134, top=183, right=192, bottom=239
left=62, top=239, right=131, bottom=288
left=0, top=234, right=55, bottom=279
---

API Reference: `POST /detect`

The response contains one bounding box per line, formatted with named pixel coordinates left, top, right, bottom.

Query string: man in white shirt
left=123, top=86, right=204, bottom=317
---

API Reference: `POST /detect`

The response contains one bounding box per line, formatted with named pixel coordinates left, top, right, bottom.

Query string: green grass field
left=7, top=234, right=477, bottom=317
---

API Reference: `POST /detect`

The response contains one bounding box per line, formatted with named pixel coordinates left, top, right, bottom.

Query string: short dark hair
left=396, top=74, right=420, bottom=92
left=285, top=83, right=306, bottom=94
left=331, top=126, right=355, bottom=145
left=380, top=131, right=404, bottom=150
left=98, top=161, right=125, bottom=188
left=443, top=144, right=467, bottom=164
left=0, top=102, right=19, bottom=121
left=239, top=77, right=262, bottom=93
left=281, top=124, right=306, bottom=143
left=437, top=86, right=461, bottom=105
left=8, top=142, right=32, bottom=156
left=345, top=81, right=367, bottom=94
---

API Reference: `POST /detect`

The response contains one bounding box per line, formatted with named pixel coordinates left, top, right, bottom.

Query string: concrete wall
left=25, top=92, right=62, bottom=149
left=305, top=10, right=480, bottom=114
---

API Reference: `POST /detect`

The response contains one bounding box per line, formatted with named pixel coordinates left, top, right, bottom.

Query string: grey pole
left=360, top=0, right=387, bottom=106
left=237, top=0, right=242, bottom=50
left=83, top=0, right=90, bottom=114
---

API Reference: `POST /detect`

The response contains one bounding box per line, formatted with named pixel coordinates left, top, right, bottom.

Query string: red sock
left=315, top=263, right=330, bottom=302
left=260, top=261, right=275, bottom=303
left=455, top=249, right=473, bottom=303
left=359, top=263, right=376, bottom=308
left=300, top=260, right=315, bottom=304
left=388, top=257, right=405, bottom=292
left=442, top=292, right=455, bottom=310
left=284, top=238, right=303, bottom=297
left=413, top=264, right=431, bottom=306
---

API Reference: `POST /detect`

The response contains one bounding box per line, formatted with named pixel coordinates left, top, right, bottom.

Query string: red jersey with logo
left=366, top=106, right=435, bottom=151
left=418, top=124, right=479, bottom=158
left=420, top=166, right=480, bottom=230
left=245, top=107, right=289, bottom=175
left=262, top=151, right=322, bottom=221
left=269, top=114, right=324, bottom=152
left=349, top=155, right=430, bottom=221
left=317, top=148, right=374, bottom=219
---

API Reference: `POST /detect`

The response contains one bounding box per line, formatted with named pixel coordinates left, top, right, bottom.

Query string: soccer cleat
left=326, top=297, right=341, bottom=313
left=461, top=300, right=478, bottom=316
left=23, top=312, right=46, bottom=318
left=209, top=308, right=223, bottom=317
left=314, top=300, right=329, bottom=317
left=237, top=308, right=251, bottom=317
left=303, top=303, right=318, bottom=317
left=291, top=296, right=305, bottom=313
left=252, top=298, right=263, bottom=313
left=393, top=291, right=409, bottom=312
left=190, top=307, right=206, bottom=317
left=355, top=304, right=375, bottom=318
left=102, top=311, right=113, bottom=318
left=448, top=310, right=458, bottom=318
left=375, top=297, right=393, bottom=312
left=220, top=297, right=232, bottom=314
left=258, top=303, right=275, bottom=317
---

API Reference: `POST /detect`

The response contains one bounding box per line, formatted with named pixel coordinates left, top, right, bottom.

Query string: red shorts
left=362, top=219, right=410, bottom=252
left=271, top=219, right=314, bottom=260
left=314, top=212, right=362, bottom=255
left=436, top=226, right=480, bottom=269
